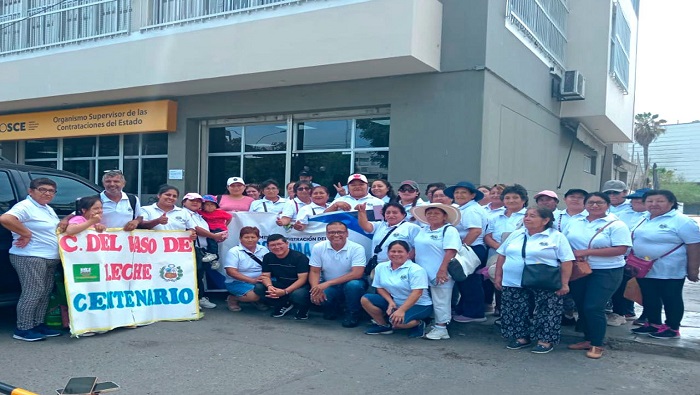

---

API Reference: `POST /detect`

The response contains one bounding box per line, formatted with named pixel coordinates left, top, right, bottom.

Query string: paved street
left=0, top=299, right=698, bottom=395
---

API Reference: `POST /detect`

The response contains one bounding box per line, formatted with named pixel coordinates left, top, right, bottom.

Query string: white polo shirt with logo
left=141, top=204, right=193, bottom=231
left=630, top=210, right=700, bottom=279
left=413, top=224, right=461, bottom=284
left=296, top=202, right=331, bottom=224
left=220, top=244, right=270, bottom=283
left=249, top=197, right=287, bottom=214
left=100, top=191, right=142, bottom=228
left=309, top=240, right=366, bottom=282
left=335, top=194, right=385, bottom=211
left=6, top=196, right=60, bottom=259
left=281, top=197, right=309, bottom=220
left=552, top=209, right=587, bottom=233
left=563, top=214, right=632, bottom=269
left=455, top=200, right=487, bottom=246
left=372, top=260, right=432, bottom=306
left=368, top=220, right=422, bottom=262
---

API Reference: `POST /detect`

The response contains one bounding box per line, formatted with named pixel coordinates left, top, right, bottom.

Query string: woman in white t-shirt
left=139, top=185, right=196, bottom=238
left=629, top=190, right=700, bottom=340
left=293, top=186, right=332, bottom=231
left=0, top=178, right=63, bottom=342
left=494, top=207, right=574, bottom=354
left=220, top=226, right=270, bottom=312
left=563, top=192, right=631, bottom=359
left=412, top=203, right=461, bottom=341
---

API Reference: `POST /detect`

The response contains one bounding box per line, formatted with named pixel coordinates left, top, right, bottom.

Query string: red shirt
left=199, top=209, right=232, bottom=231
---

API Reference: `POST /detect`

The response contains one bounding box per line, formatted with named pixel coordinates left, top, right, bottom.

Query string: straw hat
left=411, top=203, right=461, bottom=226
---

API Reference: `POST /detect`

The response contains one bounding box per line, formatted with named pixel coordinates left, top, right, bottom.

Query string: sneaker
left=531, top=344, right=554, bottom=354
left=199, top=297, right=217, bottom=309
left=452, top=315, right=487, bottom=323
left=341, top=313, right=360, bottom=328
left=604, top=300, right=613, bottom=313
left=632, top=317, right=648, bottom=326
left=365, top=324, right=393, bottom=335
left=201, top=253, right=218, bottom=263
left=630, top=323, right=661, bottom=335
left=624, top=313, right=636, bottom=321
left=606, top=313, right=626, bottom=327
left=408, top=320, right=426, bottom=338
left=648, top=325, right=680, bottom=339
left=425, top=325, right=450, bottom=340
left=294, top=306, right=309, bottom=320
left=271, top=303, right=293, bottom=318
left=209, top=260, right=221, bottom=270
left=33, top=324, right=62, bottom=337
left=506, top=339, right=532, bottom=350
left=13, top=329, right=46, bottom=342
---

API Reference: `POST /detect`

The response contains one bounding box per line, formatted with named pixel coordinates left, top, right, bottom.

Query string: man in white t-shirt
left=327, top=174, right=385, bottom=212
left=309, top=221, right=367, bottom=328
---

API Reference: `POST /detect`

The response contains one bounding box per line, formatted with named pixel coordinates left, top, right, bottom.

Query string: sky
left=634, top=0, right=700, bottom=124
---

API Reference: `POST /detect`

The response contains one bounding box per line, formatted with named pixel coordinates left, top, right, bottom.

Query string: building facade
left=0, top=0, right=639, bottom=202
left=630, top=121, right=700, bottom=184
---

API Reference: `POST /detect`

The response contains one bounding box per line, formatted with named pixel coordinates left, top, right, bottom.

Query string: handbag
left=520, top=234, right=562, bottom=291
left=442, top=226, right=482, bottom=282
left=364, top=222, right=402, bottom=276
left=625, top=219, right=684, bottom=278
left=570, top=220, right=616, bottom=281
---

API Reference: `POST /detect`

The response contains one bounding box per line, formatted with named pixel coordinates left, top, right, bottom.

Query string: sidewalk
left=453, top=281, right=700, bottom=361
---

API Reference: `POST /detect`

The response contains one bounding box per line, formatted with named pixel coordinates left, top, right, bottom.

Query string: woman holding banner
left=357, top=202, right=421, bottom=263
left=0, top=178, right=63, bottom=342
left=294, top=186, right=332, bottom=231
left=220, top=226, right=270, bottom=312
left=139, top=185, right=196, bottom=238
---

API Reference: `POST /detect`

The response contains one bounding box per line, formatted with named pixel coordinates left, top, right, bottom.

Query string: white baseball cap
left=227, top=177, right=245, bottom=186
left=347, top=174, right=368, bottom=184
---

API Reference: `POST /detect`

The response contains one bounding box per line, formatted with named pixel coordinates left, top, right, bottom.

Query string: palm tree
left=634, top=112, right=667, bottom=187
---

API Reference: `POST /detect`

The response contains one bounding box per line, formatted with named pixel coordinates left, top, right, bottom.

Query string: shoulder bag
left=521, top=233, right=562, bottom=291
left=625, top=219, right=683, bottom=278
left=443, top=226, right=482, bottom=282
left=364, top=222, right=402, bottom=276
left=570, top=220, right=616, bottom=281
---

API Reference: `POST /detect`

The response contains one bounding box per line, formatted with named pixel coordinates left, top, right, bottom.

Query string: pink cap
left=182, top=192, right=203, bottom=201
left=534, top=190, right=559, bottom=201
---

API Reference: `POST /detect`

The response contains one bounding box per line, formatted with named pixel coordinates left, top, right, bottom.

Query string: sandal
left=586, top=346, right=604, bottom=359
left=567, top=340, right=591, bottom=350
left=226, top=296, right=242, bottom=312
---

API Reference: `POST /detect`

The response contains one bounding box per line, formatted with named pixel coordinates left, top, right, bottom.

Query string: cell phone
left=61, top=377, right=97, bottom=394
left=93, top=382, right=120, bottom=393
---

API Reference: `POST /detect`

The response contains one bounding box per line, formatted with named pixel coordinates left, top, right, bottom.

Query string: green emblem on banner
left=73, top=264, right=101, bottom=282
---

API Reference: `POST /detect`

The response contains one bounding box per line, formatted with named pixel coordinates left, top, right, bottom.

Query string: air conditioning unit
left=560, top=70, right=585, bottom=100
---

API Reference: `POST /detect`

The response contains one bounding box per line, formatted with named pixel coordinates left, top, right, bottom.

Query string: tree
left=634, top=112, right=667, bottom=187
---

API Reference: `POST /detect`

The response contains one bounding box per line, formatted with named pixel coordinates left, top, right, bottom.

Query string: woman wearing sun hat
left=412, top=203, right=462, bottom=340
left=444, top=182, right=489, bottom=323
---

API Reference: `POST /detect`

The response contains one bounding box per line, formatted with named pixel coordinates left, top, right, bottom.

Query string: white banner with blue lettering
left=205, top=212, right=373, bottom=291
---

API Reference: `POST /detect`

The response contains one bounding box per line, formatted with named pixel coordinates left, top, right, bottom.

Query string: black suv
left=0, top=162, right=101, bottom=306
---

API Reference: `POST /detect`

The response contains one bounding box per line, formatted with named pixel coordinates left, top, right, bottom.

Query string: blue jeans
left=321, top=279, right=367, bottom=315
left=569, top=267, right=624, bottom=346
left=362, top=293, right=433, bottom=324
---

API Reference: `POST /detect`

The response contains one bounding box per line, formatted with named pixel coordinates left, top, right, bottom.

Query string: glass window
left=141, top=158, right=167, bottom=204
left=124, top=134, right=139, bottom=156
left=207, top=156, right=241, bottom=195
left=123, top=159, right=140, bottom=195
left=98, top=159, right=120, bottom=177
left=63, top=160, right=96, bottom=182
left=63, top=137, right=96, bottom=158
left=25, top=161, right=58, bottom=169
left=243, top=154, right=286, bottom=185
left=142, top=133, right=168, bottom=155
left=296, top=120, right=352, bottom=150
left=30, top=172, right=100, bottom=216
left=292, top=152, right=351, bottom=193
left=355, top=118, right=390, bottom=149
left=354, top=152, right=388, bottom=181
left=25, top=139, right=58, bottom=159
left=0, top=171, right=17, bottom=214
left=245, top=124, right=287, bottom=152
left=209, top=126, right=242, bottom=153
left=99, top=135, right=120, bottom=156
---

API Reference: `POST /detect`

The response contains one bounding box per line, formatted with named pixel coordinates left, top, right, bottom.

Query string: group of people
left=2, top=170, right=699, bottom=362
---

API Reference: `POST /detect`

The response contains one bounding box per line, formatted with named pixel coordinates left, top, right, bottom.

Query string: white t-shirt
left=6, top=196, right=60, bottom=259
left=563, top=214, right=632, bottom=269
left=100, top=191, right=142, bottom=228
left=372, top=260, right=432, bottom=306
left=413, top=224, right=461, bottom=284
left=309, top=240, right=366, bottom=281
left=220, top=244, right=269, bottom=283
left=455, top=200, right=487, bottom=246
left=552, top=209, right=587, bottom=233
left=249, top=197, right=287, bottom=214
left=296, top=202, right=331, bottom=225
left=487, top=208, right=527, bottom=243
left=617, top=209, right=646, bottom=230
left=368, top=221, right=422, bottom=262
left=335, top=194, right=385, bottom=211
left=280, top=197, right=309, bottom=220
left=496, top=228, right=575, bottom=288
left=400, top=198, right=426, bottom=221
left=183, top=208, right=210, bottom=247
left=631, top=210, right=700, bottom=279
left=141, top=204, right=194, bottom=231
left=608, top=201, right=632, bottom=216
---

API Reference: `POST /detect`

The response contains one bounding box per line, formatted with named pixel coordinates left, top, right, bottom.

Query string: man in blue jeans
left=309, top=221, right=368, bottom=327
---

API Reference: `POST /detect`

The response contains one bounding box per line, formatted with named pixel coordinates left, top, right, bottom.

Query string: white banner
left=58, top=229, right=200, bottom=336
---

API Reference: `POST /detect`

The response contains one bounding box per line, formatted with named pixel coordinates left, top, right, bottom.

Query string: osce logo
left=0, top=122, right=26, bottom=132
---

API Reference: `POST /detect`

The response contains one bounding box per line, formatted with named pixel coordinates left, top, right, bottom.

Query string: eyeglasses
left=586, top=201, right=607, bottom=206
left=296, top=187, right=311, bottom=191
left=603, top=191, right=622, bottom=195
left=34, top=187, right=57, bottom=195
left=327, top=231, right=347, bottom=235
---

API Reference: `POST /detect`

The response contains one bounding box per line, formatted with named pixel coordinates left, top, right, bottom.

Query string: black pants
left=611, top=274, right=636, bottom=316
left=637, top=278, right=685, bottom=330
left=253, top=282, right=310, bottom=310
left=455, top=245, right=488, bottom=318
left=569, top=267, right=624, bottom=346
left=206, top=229, right=225, bottom=257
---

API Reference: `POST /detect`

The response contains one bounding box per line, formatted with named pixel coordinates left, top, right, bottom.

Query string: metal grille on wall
left=506, top=0, right=569, bottom=68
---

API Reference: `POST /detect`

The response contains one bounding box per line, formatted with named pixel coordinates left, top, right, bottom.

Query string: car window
left=0, top=171, right=17, bottom=215
left=30, top=172, right=100, bottom=216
